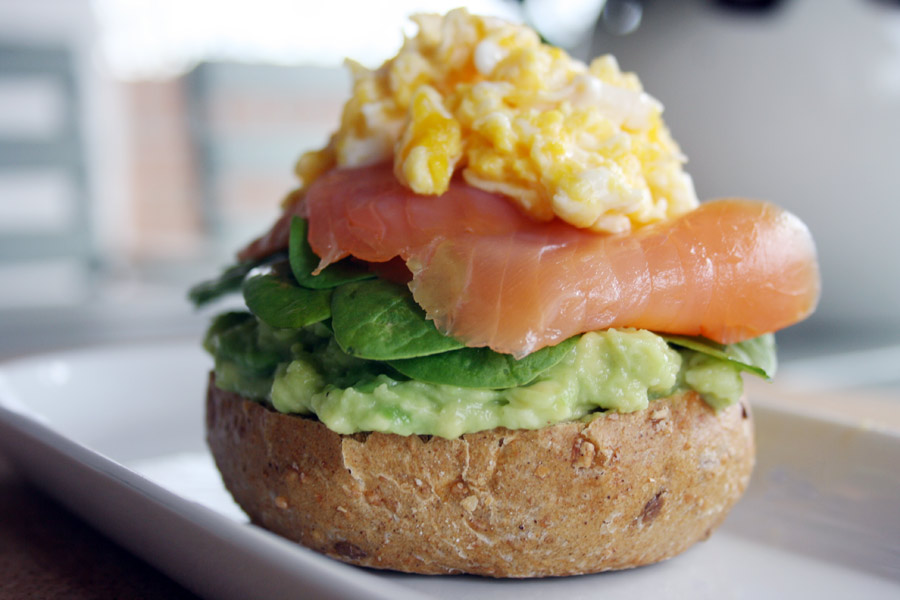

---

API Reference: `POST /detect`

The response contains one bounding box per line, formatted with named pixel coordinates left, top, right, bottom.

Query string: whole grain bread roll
left=206, top=374, right=754, bottom=577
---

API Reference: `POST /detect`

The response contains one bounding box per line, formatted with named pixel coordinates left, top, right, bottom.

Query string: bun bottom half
left=206, top=373, right=754, bottom=577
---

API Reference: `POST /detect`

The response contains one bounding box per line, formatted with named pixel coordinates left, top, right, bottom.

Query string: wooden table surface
left=0, top=451, right=200, bottom=599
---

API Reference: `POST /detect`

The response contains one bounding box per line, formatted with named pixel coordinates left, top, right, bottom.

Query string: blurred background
left=1, top=0, right=898, bottom=385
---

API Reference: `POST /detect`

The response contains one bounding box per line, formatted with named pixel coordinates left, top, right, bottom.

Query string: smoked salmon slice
left=238, top=164, right=530, bottom=264
left=243, top=164, right=820, bottom=357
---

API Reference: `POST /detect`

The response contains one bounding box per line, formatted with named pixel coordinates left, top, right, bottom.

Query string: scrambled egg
left=294, top=9, right=698, bottom=233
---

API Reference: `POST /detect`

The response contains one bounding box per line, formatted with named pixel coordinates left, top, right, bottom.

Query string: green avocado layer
left=204, top=313, right=759, bottom=439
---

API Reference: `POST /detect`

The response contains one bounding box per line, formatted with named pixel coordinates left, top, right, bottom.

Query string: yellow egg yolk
left=292, top=8, right=698, bottom=233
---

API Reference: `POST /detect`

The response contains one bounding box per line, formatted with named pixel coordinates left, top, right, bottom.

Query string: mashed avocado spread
left=205, top=312, right=754, bottom=439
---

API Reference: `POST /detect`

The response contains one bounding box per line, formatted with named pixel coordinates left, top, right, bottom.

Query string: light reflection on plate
left=129, top=452, right=248, bottom=522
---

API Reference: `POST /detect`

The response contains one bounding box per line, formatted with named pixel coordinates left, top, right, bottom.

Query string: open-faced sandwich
left=190, top=9, right=820, bottom=577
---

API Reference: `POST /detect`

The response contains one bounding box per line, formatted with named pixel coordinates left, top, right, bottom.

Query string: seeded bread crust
left=206, top=373, right=754, bottom=577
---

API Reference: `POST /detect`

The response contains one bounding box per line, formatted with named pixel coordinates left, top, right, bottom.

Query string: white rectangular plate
left=1, top=339, right=898, bottom=600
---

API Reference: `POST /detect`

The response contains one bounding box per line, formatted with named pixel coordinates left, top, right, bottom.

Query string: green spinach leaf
left=663, top=333, right=777, bottom=379
left=242, top=263, right=332, bottom=329
left=331, top=278, right=464, bottom=359
left=188, top=252, right=286, bottom=307
left=203, top=311, right=283, bottom=371
left=289, top=217, right=374, bottom=289
left=387, top=337, right=578, bottom=389
left=189, top=263, right=254, bottom=308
